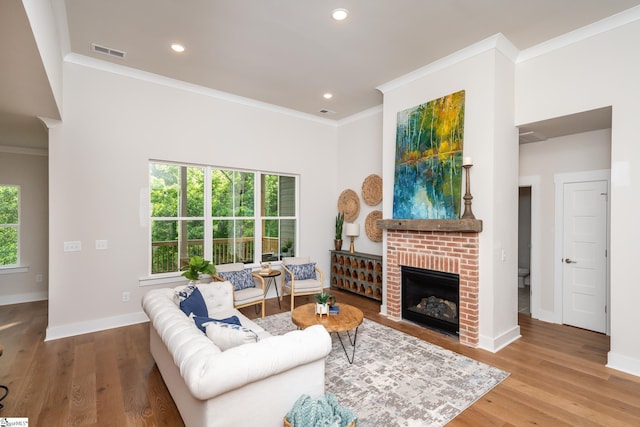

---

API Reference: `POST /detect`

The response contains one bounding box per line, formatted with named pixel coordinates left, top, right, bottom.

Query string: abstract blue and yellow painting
left=393, top=90, right=465, bottom=219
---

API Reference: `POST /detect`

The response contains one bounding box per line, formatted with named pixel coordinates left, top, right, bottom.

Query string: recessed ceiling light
left=323, top=93, right=333, bottom=99
left=171, top=43, right=185, bottom=53
left=331, top=8, right=349, bottom=21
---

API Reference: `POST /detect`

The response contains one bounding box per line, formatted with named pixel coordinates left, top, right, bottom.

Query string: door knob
left=564, top=258, right=577, bottom=264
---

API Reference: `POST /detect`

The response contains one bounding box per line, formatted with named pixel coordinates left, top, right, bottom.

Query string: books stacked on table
left=329, top=305, right=340, bottom=315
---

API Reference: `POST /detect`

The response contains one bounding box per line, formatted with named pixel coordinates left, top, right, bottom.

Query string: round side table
left=258, top=269, right=282, bottom=308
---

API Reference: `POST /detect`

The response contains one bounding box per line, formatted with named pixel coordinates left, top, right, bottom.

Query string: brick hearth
left=385, top=229, right=479, bottom=347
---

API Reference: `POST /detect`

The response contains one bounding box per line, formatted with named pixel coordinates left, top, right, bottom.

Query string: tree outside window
left=261, top=174, right=296, bottom=262
left=150, top=164, right=204, bottom=274
left=211, top=170, right=255, bottom=265
left=0, top=185, right=19, bottom=266
left=149, top=162, right=297, bottom=275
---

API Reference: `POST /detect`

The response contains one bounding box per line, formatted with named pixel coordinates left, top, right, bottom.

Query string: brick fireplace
left=379, top=219, right=481, bottom=347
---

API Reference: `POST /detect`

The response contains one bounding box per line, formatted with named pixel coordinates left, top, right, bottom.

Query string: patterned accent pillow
left=174, top=283, right=197, bottom=303
left=217, top=268, right=256, bottom=291
left=204, top=321, right=259, bottom=351
left=192, top=315, right=241, bottom=333
left=284, top=262, right=316, bottom=285
left=176, top=285, right=208, bottom=318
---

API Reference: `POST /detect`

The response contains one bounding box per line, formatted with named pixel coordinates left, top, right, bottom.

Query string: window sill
left=139, top=274, right=189, bottom=288
left=139, top=262, right=284, bottom=287
left=0, top=266, right=29, bottom=275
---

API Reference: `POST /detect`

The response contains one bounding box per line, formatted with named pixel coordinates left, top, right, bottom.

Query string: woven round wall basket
left=361, top=174, right=382, bottom=206
left=337, top=189, right=360, bottom=222
left=365, top=210, right=383, bottom=242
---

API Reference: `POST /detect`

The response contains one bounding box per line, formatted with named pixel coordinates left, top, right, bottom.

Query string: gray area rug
left=253, top=312, right=509, bottom=427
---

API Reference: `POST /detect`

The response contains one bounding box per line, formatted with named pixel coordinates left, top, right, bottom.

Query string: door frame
left=554, top=169, right=610, bottom=334
left=519, top=175, right=541, bottom=320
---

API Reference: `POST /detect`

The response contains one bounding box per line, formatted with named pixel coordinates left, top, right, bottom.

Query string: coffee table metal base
left=334, top=327, right=359, bottom=364
left=291, top=303, right=363, bottom=365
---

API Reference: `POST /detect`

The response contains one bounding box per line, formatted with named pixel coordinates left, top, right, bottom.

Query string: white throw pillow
left=204, top=321, right=258, bottom=351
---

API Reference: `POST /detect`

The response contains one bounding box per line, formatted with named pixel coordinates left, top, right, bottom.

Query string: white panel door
left=562, top=180, right=607, bottom=333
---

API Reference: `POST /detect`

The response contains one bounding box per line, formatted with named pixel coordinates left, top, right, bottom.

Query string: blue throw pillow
left=284, top=262, right=316, bottom=284
left=178, top=286, right=208, bottom=318
left=193, top=315, right=241, bottom=333
left=217, top=268, right=256, bottom=291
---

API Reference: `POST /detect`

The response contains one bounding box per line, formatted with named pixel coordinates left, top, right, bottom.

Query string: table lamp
left=345, top=223, right=360, bottom=254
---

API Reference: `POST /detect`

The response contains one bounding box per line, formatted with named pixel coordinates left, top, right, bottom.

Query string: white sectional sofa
left=142, top=281, right=332, bottom=427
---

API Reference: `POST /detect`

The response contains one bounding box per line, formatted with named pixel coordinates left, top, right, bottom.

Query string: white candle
left=462, top=156, right=473, bottom=166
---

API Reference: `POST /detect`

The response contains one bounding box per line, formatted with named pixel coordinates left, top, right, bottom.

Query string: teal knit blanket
left=286, top=393, right=357, bottom=427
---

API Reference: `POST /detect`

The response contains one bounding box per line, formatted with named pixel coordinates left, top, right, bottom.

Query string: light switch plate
left=64, top=241, right=82, bottom=252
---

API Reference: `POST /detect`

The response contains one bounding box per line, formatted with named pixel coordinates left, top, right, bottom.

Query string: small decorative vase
left=334, top=239, right=343, bottom=251
left=316, top=303, right=329, bottom=316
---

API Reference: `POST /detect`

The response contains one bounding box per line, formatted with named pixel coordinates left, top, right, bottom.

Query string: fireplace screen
left=401, top=266, right=460, bottom=336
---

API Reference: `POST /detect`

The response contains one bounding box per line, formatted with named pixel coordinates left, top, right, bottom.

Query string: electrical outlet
left=63, top=241, right=82, bottom=252
left=122, top=292, right=130, bottom=302
left=35, top=274, right=43, bottom=283
left=96, top=240, right=108, bottom=250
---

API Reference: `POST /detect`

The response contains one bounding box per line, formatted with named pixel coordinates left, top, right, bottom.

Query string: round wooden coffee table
left=292, top=303, right=363, bottom=364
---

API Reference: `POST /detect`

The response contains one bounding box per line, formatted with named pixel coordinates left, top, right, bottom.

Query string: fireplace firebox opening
left=401, top=265, right=460, bottom=337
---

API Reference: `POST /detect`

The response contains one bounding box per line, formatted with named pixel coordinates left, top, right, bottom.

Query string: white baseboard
left=45, top=311, right=149, bottom=341
left=379, top=304, right=387, bottom=316
left=478, top=325, right=522, bottom=352
left=607, top=351, right=640, bottom=378
left=0, top=291, right=48, bottom=306
left=531, top=308, right=560, bottom=324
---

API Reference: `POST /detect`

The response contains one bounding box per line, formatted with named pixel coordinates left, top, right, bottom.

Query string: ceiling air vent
left=91, top=43, right=126, bottom=59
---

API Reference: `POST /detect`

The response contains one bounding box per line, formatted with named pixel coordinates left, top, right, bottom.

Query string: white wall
left=515, top=18, right=640, bottom=375
left=22, top=0, right=63, bottom=118
left=378, top=36, right=520, bottom=352
left=0, top=151, right=48, bottom=303
left=335, top=109, right=384, bottom=256
left=46, top=58, right=338, bottom=338
left=20, top=1, right=640, bottom=377
left=519, top=129, right=611, bottom=318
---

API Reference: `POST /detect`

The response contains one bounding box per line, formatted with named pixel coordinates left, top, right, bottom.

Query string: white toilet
left=518, top=267, right=530, bottom=288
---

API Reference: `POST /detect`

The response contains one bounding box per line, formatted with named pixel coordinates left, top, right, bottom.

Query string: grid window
left=150, top=163, right=297, bottom=275
left=0, top=185, right=19, bottom=267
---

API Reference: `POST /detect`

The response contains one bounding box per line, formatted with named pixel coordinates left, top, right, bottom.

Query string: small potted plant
left=281, top=238, right=294, bottom=257
left=315, top=291, right=332, bottom=316
left=334, top=212, right=344, bottom=251
left=180, top=255, right=216, bottom=284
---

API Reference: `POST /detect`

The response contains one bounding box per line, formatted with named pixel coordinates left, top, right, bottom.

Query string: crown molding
left=38, top=116, right=62, bottom=129
left=518, top=5, right=640, bottom=63
left=377, top=33, right=518, bottom=94
left=64, top=53, right=338, bottom=127
left=0, top=145, right=48, bottom=156
left=338, top=104, right=383, bottom=126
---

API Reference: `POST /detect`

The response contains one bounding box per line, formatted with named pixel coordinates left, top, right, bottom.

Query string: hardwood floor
left=1, top=289, right=639, bottom=426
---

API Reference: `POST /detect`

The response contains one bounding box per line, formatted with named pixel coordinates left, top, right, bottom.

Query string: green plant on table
left=180, top=255, right=216, bottom=281
left=314, top=291, right=332, bottom=305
